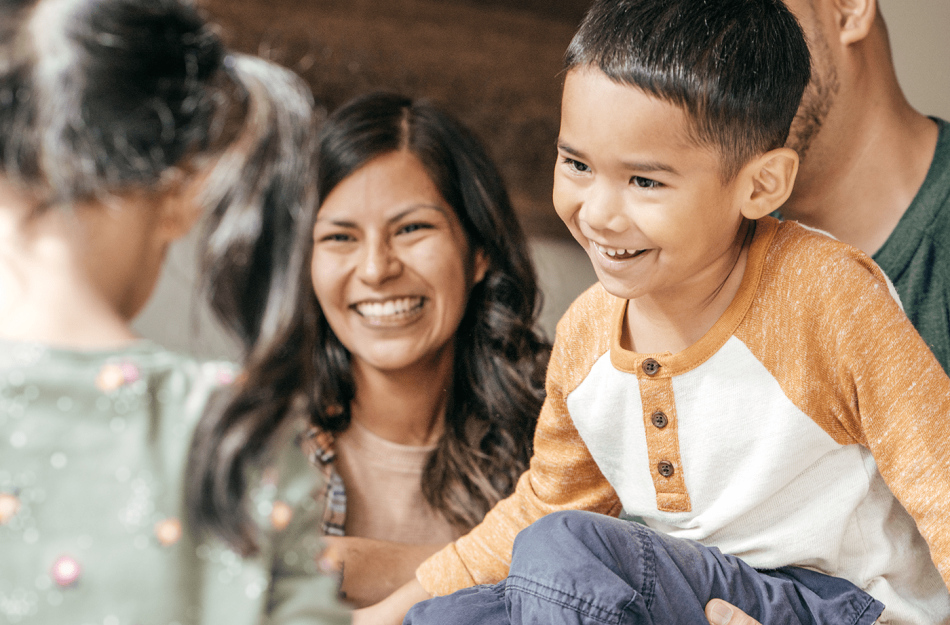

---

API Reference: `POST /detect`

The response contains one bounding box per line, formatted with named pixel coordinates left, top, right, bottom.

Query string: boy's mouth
left=593, top=242, right=649, bottom=261
left=352, top=296, right=425, bottom=325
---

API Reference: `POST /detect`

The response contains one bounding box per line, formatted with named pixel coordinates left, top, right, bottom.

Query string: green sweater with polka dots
left=0, top=340, right=350, bottom=625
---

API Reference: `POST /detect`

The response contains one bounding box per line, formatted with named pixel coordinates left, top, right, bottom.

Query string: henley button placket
left=657, top=461, right=675, bottom=478
left=642, top=358, right=661, bottom=376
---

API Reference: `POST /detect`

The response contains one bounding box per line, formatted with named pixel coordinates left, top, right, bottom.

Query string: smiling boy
left=361, top=0, right=950, bottom=623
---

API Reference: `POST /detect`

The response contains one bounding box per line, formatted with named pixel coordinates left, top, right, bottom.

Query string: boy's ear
left=739, top=147, right=799, bottom=220
left=832, top=0, right=876, bottom=45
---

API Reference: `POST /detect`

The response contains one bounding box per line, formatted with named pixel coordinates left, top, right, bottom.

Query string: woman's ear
left=739, top=147, right=800, bottom=220
left=833, top=0, right=876, bottom=45
left=472, top=248, right=489, bottom=285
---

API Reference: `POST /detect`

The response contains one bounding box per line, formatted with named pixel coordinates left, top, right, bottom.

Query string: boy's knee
left=518, top=510, right=595, bottom=545
left=515, top=510, right=632, bottom=559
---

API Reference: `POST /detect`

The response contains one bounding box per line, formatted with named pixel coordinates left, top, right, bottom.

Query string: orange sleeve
left=828, top=257, right=950, bottom=589
left=416, top=287, right=624, bottom=596
left=742, top=225, right=950, bottom=589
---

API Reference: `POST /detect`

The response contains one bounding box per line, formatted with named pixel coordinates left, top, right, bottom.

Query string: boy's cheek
left=551, top=179, right=578, bottom=227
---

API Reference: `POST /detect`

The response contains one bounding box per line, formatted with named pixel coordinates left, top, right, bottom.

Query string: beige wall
left=133, top=2, right=950, bottom=359
left=879, top=0, right=950, bottom=121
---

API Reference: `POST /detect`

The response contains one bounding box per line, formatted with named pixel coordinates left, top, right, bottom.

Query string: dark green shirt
left=873, top=118, right=950, bottom=374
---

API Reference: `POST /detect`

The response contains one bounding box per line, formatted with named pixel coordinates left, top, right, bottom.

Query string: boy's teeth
left=356, top=297, right=423, bottom=318
left=596, top=242, right=636, bottom=257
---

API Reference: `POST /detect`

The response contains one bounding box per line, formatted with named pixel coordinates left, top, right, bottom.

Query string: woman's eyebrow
left=314, top=216, right=358, bottom=227
left=387, top=204, right=451, bottom=224
left=314, top=203, right=450, bottom=227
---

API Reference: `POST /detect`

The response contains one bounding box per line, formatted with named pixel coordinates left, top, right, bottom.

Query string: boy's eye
left=563, top=157, right=591, bottom=174
left=631, top=176, right=661, bottom=189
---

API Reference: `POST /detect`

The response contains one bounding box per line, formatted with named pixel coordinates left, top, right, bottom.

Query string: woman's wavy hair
left=196, top=91, right=550, bottom=549
left=1, top=0, right=318, bottom=554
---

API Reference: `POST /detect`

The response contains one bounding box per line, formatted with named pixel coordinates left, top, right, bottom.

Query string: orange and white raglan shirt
left=417, top=217, right=950, bottom=625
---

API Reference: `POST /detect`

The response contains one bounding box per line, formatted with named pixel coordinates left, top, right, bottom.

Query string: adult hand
left=321, top=536, right=446, bottom=608
left=352, top=578, right=432, bottom=625
left=706, top=599, right=763, bottom=625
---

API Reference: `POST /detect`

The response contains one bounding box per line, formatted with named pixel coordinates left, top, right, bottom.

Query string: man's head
left=780, top=0, right=882, bottom=162
left=564, top=0, right=811, bottom=180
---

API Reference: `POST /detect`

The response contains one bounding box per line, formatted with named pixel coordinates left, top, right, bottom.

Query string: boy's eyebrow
left=557, top=140, right=681, bottom=176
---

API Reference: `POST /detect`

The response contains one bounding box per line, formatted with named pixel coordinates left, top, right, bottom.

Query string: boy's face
left=554, top=67, right=750, bottom=303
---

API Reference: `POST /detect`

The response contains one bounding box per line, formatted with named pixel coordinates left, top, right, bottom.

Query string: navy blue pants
left=405, top=511, right=884, bottom=625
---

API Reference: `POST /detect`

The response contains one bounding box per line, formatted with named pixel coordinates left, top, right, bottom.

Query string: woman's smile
left=353, top=296, right=426, bottom=326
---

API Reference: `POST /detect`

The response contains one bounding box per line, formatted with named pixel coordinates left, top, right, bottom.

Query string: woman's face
left=311, top=150, right=487, bottom=376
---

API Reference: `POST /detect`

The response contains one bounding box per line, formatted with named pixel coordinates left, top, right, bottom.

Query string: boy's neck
left=620, top=220, right=753, bottom=355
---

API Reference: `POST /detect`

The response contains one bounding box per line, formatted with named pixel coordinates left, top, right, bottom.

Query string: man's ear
left=833, top=0, right=876, bottom=45
left=739, top=148, right=799, bottom=220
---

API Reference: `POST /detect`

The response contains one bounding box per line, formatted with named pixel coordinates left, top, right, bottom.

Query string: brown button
left=642, top=358, right=661, bottom=376
left=657, top=461, right=675, bottom=477
left=651, top=411, right=668, bottom=429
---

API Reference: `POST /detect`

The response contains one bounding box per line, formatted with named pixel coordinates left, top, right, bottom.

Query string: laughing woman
left=197, top=92, right=550, bottom=606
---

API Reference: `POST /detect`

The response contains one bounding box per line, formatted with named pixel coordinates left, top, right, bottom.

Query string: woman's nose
left=357, top=238, right=402, bottom=285
left=579, top=184, right=630, bottom=233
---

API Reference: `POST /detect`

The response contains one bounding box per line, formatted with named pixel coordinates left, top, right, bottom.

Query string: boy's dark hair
left=565, top=0, right=811, bottom=179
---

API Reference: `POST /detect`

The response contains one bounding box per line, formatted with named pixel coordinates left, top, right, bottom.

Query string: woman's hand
left=706, top=599, right=763, bottom=625
left=321, top=536, right=446, bottom=608
left=352, top=578, right=433, bottom=625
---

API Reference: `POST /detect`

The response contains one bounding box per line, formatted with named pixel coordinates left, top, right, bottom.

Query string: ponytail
left=186, top=53, right=320, bottom=555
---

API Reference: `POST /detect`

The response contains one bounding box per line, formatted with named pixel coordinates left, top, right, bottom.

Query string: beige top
left=334, top=420, right=460, bottom=545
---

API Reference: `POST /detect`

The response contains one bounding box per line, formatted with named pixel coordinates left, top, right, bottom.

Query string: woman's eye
left=398, top=223, right=432, bottom=235
left=319, top=232, right=353, bottom=243
left=563, top=157, right=591, bottom=174
left=631, top=176, right=661, bottom=189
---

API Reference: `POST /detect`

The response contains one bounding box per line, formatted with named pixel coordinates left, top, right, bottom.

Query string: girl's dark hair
left=196, top=92, right=550, bottom=550
left=0, top=0, right=317, bottom=554
left=565, top=0, right=811, bottom=180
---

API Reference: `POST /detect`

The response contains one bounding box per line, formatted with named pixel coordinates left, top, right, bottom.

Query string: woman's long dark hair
left=195, top=92, right=550, bottom=551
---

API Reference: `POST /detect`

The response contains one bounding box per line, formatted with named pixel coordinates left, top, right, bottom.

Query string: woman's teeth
left=594, top=242, right=646, bottom=260
left=355, top=297, right=424, bottom=318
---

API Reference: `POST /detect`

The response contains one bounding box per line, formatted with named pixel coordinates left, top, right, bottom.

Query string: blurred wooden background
left=200, top=0, right=591, bottom=239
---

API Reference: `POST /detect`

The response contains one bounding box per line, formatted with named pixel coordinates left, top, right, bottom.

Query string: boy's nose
left=579, top=184, right=630, bottom=233
left=357, top=239, right=402, bottom=285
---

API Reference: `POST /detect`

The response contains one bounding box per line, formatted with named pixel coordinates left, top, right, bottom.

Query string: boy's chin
left=591, top=268, right=646, bottom=301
